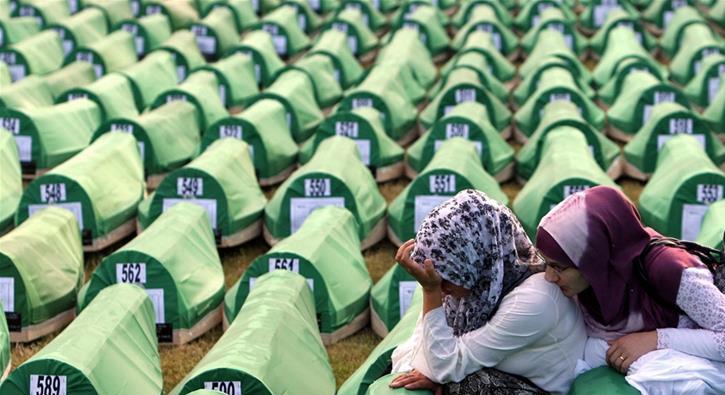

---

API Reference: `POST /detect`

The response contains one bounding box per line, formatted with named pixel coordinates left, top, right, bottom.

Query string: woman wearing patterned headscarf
left=536, top=186, right=725, bottom=393
left=390, top=189, right=587, bottom=395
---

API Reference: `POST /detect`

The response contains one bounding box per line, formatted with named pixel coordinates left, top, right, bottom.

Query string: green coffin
left=451, top=4, right=517, bottom=57
left=42, top=61, right=96, bottom=98
left=0, top=17, right=40, bottom=48
left=514, top=0, right=575, bottom=31
left=284, top=54, right=343, bottom=108
left=684, top=53, right=725, bottom=108
left=513, top=57, right=595, bottom=106
left=390, top=4, right=449, bottom=57
left=592, top=26, right=661, bottom=87
left=193, top=52, right=259, bottom=107
left=569, top=367, right=639, bottom=395
left=142, top=0, right=200, bottom=30
left=114, top=13, right=172, bottom=57
left=0, top=129, right=20, bottom=232
left=0, top=30, right=64, bottom=81
left=668, top=23, right=723, bottom=86
left=589, top=8, right=656, bottom=54
left=46, top=7, right=107, bottom=57
left=521, top=8, right=588, bottom=56
left=119, top=51, right=178, bottom=111
left=309, top=28, right=365, bottom=88
left=228, top=30, right=285, bottom=87
left=446, top=30, right=516, bottom=83
left=703, top=84, right=725, bottom=136
left=57, top=73, right=139, bottom=121
left=597, top=57, right=669, bottom=106
left=0, top=75, right=54, bottom=109
left=254, top=5, right=311, bottom=58
left=519, top=30, right=591, bottom=84
left=66, top=30, right=137, bottom=78
left=696, top=200, right=725, bottom=249
left=324, top=7, right=380, bottom=57
left=579, top=0, right=639, bottom=31
left=151, top=70, right=228, bottom=131
left=154, top=30, right=207, bottom=82
left=12, top=0, right=69, bottom=28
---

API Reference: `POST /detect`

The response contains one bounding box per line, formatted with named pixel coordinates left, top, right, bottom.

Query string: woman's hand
left=396, top=239, right=442, bottom=292
left=606, top=331, right=658, bottom=374
left=390, top=370, right=443, bottom=395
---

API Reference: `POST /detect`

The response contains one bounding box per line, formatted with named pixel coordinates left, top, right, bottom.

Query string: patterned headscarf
left=412, top=189, right=542, bottom=336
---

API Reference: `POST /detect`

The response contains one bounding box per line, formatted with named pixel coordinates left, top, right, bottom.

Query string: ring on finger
left=619, top=355, right=626, bottom=361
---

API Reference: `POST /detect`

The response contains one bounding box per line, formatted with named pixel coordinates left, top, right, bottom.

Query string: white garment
left=391, top=273, right=587, bottom=395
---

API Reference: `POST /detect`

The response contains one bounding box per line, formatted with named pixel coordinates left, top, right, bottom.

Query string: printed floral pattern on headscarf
left=412, top=189, right=543, bottom=336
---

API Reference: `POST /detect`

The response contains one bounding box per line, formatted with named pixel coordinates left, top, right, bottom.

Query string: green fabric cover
left=521, top=8, right=588, bottom=56
left=513, top=58, right=595, bottom=106
left=597, top=57, right=668, bottom=106
left=696, top=200, right=725, bottom=249
left=514, top=128, right=619, bottom=237
left=285, top=54, right=343, bottom=108
left=592, top=26, right=660, bottom=87
left=57, top=73, right=139, bottom=121
left=419, top=67, right=510, bottom=131
left=115, top=13, right=172, bottom=56
left=375, top=28, right=437, bottom=90
left=82, top=0, right=136, bottom=26
left=453, top=0, right=512, bottom=28
left=0, top=207, right=82, bottom=328
left=300, top=107, right=404, bottom=171
left=16, top=133, right=144, bottom=241
left=339, top=289, right=422, bottom=395
left=264, top=136, right=386, bottom=241
left=229, top=30, right=285, bottom=86
left=204, top=0, right=258, bottom=33
left=514, top=0, right=575, bottom=31
left=451, top=3, right=518, bottom=57
left=638, top=135, right=725, bottom=240
left=709, top=0, right=725, bottom=25
left=520, top=29, right=590, bottom=81
left=42, top=61, right=96, bottom=98
left=642, top=0, right=693, bottom=29
left=194, top=53, right=259, bottom=107
left=142, top=0, right=200, bottom=30
left=0, top=284, right=162, bottom=394
left=12, top=0, right=69, bottom=27
left=366, top=374, right=432, bottom=395
left=669, top=23, right=723, bottom=85
left=0, top=129, right=20, bottom=231
left=204, top=99, right=297, bottom=181
left=94, top=101, right=200, bottom=176
left=255, top=5, right=311, bottom=58
left=192, top=6, right=241, bottom=58
left=390, top=138, right=508, bottom=243
left=67, top=30, right=137, bottom=78
left=660, top=6, right=708, bottom=58
left=119, top=51, right=178, bottom=111
left=0, top=98, right=101, bottom=170
left=0, top=61, right=7, bottom=86
left=177, top=270, right=334, bottom=395
left=515, top=67, right=604, bottom=139
left=0, top=75, right=54, bottom=109
left=0, top=17, right=40, bottom=48
left=248, top=68, right=323, bottom=143
left=589, top=8, right=656, bottom=54
left=435, top=50, right=508, bottom=102
left=703, top=84, right=725, bottom=135
left=352, top=0, right=399, bottom=13
left=325, top=7, right=379, bottom=57
left=46, top=7, right=107, bottom=56
left=684, top=53, right=725, bottom=108
left=0, top=30, right=64, bottom=81
left=282, top=0, right=322, bottom=34
left=151, top=70, right=228, bottom=131
left=391, top=5, right=449, bottom=56
left=517, top=101, right=621, bottom=181
left=139, top=138, right=267, bottom=238
left=155, top=30, right=207, bottom=82
left=79, top=203, right=224, bottom=337
left=227, top=206, right=371, bottom=334
left=579, top=0, right=639, bottom=31
left=623, top=103, right=725, bottom=175
left=608, top=71, right=689, bottom=136
left=445, top=31, right=516, bottom=83
left=569, top=367, right=639, bottom=395
left=0, top=296, right=7, bottom=370
left=409, top=102, right=513, bottom=177
left=308, top=29, right=365, bottom=88
left=334, top=0, right=388, bottom=31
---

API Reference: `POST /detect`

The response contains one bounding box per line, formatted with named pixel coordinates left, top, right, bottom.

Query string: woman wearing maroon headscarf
left=536, top=185, right=725, bottom=393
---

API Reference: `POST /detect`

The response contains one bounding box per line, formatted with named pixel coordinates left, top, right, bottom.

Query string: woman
left=536, top=185, right=725, bottom=393
left=390, top=189, right=587, bottom=394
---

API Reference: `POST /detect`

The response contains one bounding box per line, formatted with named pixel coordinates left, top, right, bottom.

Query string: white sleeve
left=391, top=313, right=425, bottom=373
left=410, top=289, right=558, bottom=383
left=656, top=268, right=725, bottom=361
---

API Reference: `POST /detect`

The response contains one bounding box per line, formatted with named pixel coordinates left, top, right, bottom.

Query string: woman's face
left=541, top=254, right=590, bottom=298
left=441, top=279, right=471, bottom=299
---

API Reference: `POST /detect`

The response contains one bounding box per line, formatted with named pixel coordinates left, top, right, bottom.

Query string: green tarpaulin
left=0, top=30, right=64, bottom=81
left=569, top=367, right=639, bottom=395
left=16, top=133, right=143, bottom=245
left=139, top=138, right=267, bottom=243
left=142, top=0, right=200, bottom=30
left=519, top=30, right=591, bottom=84
left=445, top=30, right=516, bottom=83
left=255, top=5, right=311, bottom=58
left=684, top=53, right=725, bottom=108
left=0, top=75, right=54, bottom=109
left=300, top=107, right=405, bottom=182
left=521, top=8, right=588, bottom=56
left=57, top=73, right=139, bottom=121
left=703, top=84, right=725, bottom=135
left=669, top=23, right=723, bottom=85
left=334, top=0, right=388, bottom=31
left=204, top=99, right=297, bottom=185
left=579, top=0, right=639, bottom=31
left=592, top=26, right=661, bottom=87
left=248, top=68, right=323, bottom=143
left=607, top=71, right=689, bottom=138
left=94, top=101, right=200, bottom=177
left=0, top=98, right=102, bottom=172
left=229, top=30, right=285, bottom=86
left=513, top=57, right=595, bottom=107
left=119, top=51, right=178, bottom=111
left=46, top=7, right=107, bottom=57
left=0, top=129, right=20, bottom=232
left=0, top=284, right=162, bottom=394
left=192, top=6, right=243, bottom=58
left=451, top=2, right=517, bottom=57
left=409, top=102, right=514, bottom=180
left=375, top=28, right=437, bottom=90
left=264, top=137, right=387, bottom=246
left=514, top=0, right=575, bottom=31
left=227, top=206, right=371, bottom=340
left=366, top=374, right=432, bottom=394
left=514, top=128, right=619, bottom=237
left=155, top=30, right=207, bottom=82
left=115, top=13, right=172, bottom=56
left=12, top=0, right=69, bottom=28
left=517, top=101, right=621, bottom=182
left=623, top=102, right=725, bottom=178
left=193, top=53, right=259, bottom=108
left=67, top=30, right=137, bottom=78
left=696, top=200, right=725, bottom=249
left=597, top=57, right=668, bottom=106
left=175, top=270, right=335, bottom=395
left=79, top=203, right=223, bottom=343
left=308, top=28, right=365, bottom=88
left=0, top=207, right=82, bottom=331
left=151, top=70, right=228, bottom=131
left=391, top=5, right=449, bottom=57
left=642, top=0, right=692, bottom=29
left=638, top=135, right=725, bottom=240
left=390, top=138, right=508, bottom=244
left=325, top=7, right=379, bottom=57
left=589, top=8, right=656, bottom=54
left=0, top=17, right=40, bottom=48
left=42, top=61, right=96, bottom=98
left=340, top=288, right=422, bottom=394
left=285, top=54, right=343, bottom=108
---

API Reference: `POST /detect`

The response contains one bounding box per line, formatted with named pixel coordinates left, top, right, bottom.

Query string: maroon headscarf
left=536, top=186, right=704, bottom=338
